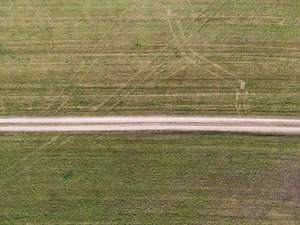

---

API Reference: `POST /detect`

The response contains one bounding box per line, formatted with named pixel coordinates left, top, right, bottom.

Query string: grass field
left=1, top=0, right=300, bottom=116
left=1, top=1, right=300, bottom=224
left=0, top=132, right=299, bottom=224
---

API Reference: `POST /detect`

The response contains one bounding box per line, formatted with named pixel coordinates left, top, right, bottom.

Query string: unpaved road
left=0, top=116, right=300, bottom=134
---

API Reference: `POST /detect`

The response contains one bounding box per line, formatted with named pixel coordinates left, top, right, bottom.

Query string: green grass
left=0, top=0, right=300, bottom=116
left=0, top=132, right=299, bottom=224
left=1, top=1, right=300, bottom=223
left=1, top=1, right=300, bottom=224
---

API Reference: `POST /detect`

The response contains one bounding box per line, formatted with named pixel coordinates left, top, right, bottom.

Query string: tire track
left=93, top=0, right=229, bottom=112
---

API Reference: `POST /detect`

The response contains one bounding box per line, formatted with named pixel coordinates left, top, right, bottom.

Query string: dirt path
left=0, top=116, right=300, bottom=134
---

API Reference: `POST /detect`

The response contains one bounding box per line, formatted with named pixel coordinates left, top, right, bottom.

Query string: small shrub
left=63, top=171, right=73, bottom=180
left=135, top=41, right=142, bottom=48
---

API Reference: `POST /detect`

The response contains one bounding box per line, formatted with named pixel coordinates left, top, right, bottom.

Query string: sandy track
left=0, top=116, right=300, bottom=134
left=0, top=125, right=300, bottom=134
